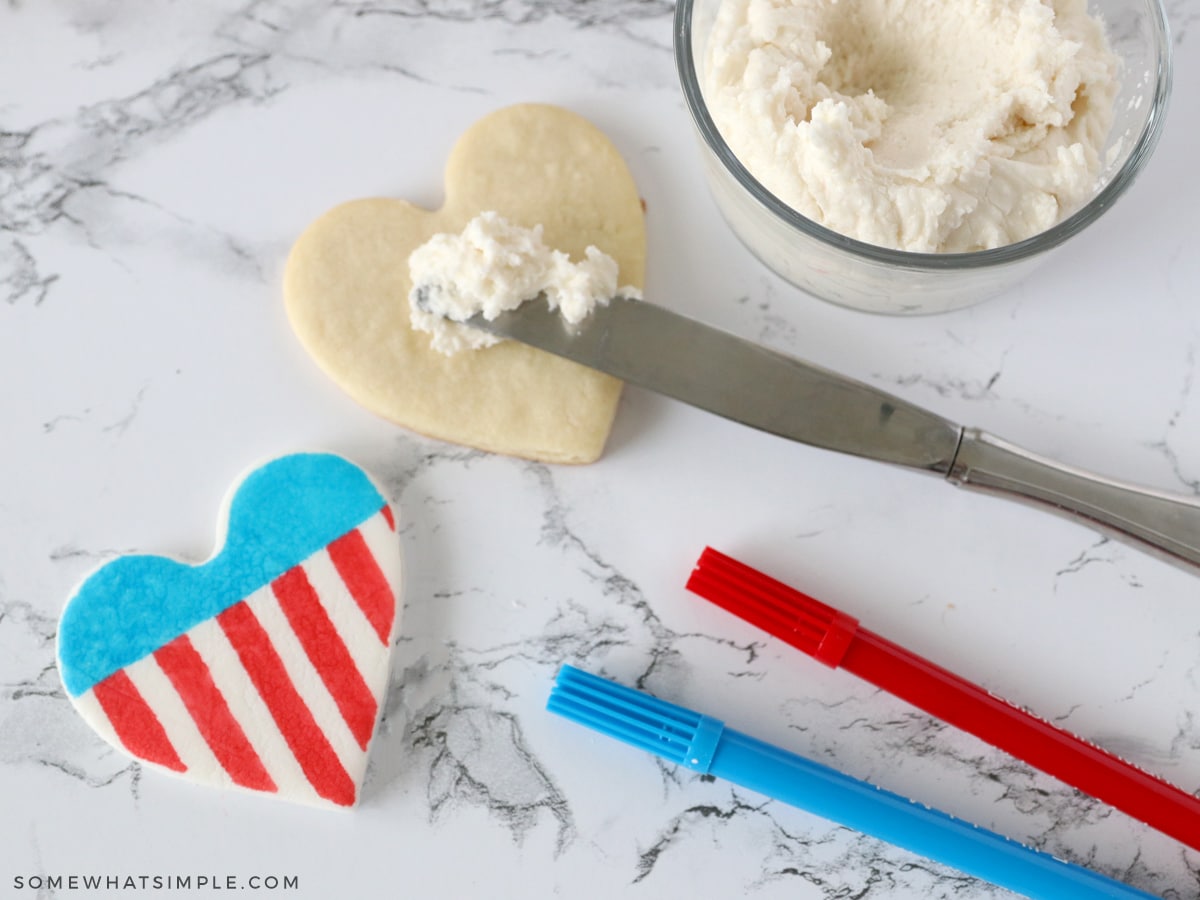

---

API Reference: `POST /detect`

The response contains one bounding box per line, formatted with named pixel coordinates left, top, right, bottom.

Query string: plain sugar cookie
left=283, top=103, right=647, bottom=464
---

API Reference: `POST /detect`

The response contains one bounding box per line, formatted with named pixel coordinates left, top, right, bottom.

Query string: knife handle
left=948, top=428, right=1200, bottom=571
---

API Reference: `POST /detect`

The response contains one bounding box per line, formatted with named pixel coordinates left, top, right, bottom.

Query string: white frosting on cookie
left=408, top=211, right=640, bottom=355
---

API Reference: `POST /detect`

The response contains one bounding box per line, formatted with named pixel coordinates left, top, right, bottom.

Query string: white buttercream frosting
left=703, top=0, right=1119, bottom=252
left=408, top=212, right=639, bottom=355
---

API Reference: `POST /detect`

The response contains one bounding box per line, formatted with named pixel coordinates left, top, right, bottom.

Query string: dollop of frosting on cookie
left=408, top=211, right=639, bottom=355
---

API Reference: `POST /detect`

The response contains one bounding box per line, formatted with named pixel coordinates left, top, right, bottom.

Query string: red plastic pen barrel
left=842, top=629, right=1200, bottom=851
left=687, top=547, right=1200, bottom=853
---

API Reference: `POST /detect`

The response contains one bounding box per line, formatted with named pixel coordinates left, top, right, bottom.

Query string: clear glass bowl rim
left=673, top=0, right=1175, bottom=271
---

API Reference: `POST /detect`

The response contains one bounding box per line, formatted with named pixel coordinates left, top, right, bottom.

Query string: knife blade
left=470, top=295, right=963, bottom=473
left=465, top=295, right=1200, bottom=574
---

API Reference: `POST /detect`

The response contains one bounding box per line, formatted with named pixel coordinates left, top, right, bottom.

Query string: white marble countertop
left=3, top=2, right=1199, bottom=898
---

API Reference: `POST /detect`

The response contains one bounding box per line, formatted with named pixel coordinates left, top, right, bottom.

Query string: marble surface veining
left=3, top=2, right=1200, bottom=898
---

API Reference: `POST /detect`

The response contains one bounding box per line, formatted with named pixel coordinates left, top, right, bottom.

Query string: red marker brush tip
left=686, top=546, right=1200, bottom=852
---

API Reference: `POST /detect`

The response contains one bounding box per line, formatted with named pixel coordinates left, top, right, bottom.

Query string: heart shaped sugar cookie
left=57, top=453, right=402, bottom=808
left=283, top=103, right=646, bottom=464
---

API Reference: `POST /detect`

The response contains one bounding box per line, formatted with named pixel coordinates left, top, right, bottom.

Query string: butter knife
left=467, top=296, right=1200, bottom=572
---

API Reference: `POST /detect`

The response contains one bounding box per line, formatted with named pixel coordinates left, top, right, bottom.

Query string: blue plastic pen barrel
left=547, top=666, right=1156, bottom=900
left=711, top=729, right=1157, bottom=900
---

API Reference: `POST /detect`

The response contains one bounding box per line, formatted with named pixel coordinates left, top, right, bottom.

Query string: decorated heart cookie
left=57, top=453, right=401, bottom=809
left=283, top=103, right=646, bottom=464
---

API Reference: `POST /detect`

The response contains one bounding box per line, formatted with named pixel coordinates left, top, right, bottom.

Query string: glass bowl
left=674, top=0, right=1173, bottom=314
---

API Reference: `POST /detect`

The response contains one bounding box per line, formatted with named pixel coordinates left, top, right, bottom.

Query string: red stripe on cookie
left=154, top=634, right=277, bottom=792
left=216, top=601, right=356, bottom=807
left=272, top=566, right=379, bottom=751
left=328, top=528, right=394, bottom=645
left=92, top=669, right=187, bottom=773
